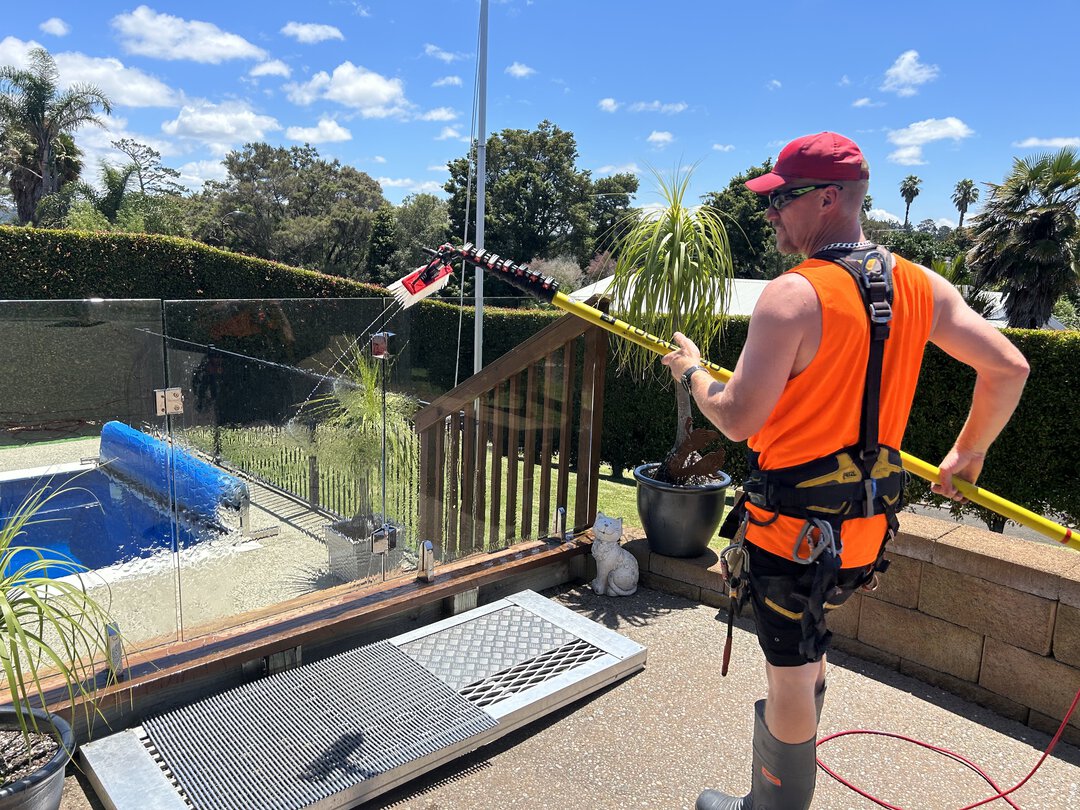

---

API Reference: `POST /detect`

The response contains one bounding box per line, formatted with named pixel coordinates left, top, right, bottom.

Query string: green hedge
left=0, top=226, right=385, bottom=299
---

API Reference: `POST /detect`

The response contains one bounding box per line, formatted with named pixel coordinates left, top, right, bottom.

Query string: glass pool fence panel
left=0, top=299, right=183, bottom=650
left=162, top=297, right=444, bottom=639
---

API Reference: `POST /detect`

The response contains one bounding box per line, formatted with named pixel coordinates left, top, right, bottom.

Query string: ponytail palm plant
left=606, top=166, right=735, bottom=483
left=0, top=481, right=115, bottom=783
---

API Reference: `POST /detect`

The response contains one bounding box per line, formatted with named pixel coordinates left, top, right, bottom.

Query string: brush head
left=387, top=259, right=455, bottom=308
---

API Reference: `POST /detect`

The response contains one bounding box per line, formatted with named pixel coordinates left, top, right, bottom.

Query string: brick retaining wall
left=613, top=512, right=1080, bottom=745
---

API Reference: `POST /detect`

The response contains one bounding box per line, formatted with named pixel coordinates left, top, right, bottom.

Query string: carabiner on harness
left=792, top=518, right=838, bottom=564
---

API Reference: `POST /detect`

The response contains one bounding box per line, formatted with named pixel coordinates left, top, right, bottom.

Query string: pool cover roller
left=99, top=421, right=248, bottom=525
left=389, top=244, right=1078, bottom=551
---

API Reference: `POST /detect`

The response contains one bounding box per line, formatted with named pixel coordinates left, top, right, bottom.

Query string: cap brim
left=744, top=172, right=787, bottom=194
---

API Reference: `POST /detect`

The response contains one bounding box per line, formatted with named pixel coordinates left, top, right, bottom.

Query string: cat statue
left=590, top=512, right=638, bottom=597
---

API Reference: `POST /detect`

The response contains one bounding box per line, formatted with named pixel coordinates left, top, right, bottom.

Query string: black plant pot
left=634, top=463, right=731, bottom=558
left=0, top=708, right=73, bottom=810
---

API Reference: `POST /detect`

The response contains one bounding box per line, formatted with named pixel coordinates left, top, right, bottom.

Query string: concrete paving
left=61, top=583, right=1080, bottom=809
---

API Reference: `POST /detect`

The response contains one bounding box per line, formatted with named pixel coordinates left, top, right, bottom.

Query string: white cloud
left=433, top=75, right=462, bottom=87
left=628, top=100, right=688, bottom=114
left=39, top=18, right=70, bottom=37
left=712, top=143, right=735, bottom=152
left=868, top=208, right=902, bottom=224
left=162, top=100, right=281, bottom=150
left=881, top=50, right=939, bottom=96
left=250, top=60, right=291, bottom=78
left=838, top=75, right=850, bottom=87
left=285, top=62, right=408, bottom=118
left=177, top=158, right=228, bottom=191
left=766, top=79, right=782, bottom=90
left=887, top=117, right=973, bottom=164
left=0, top=36, right=40, bottom=68
left=53, top=52, right=181, bottom=107
left=598, top=98, right=619, bottom=113
left=506, top=62, right=535, bottom=78
left=373, top=156, right=387, bottom=163
left=853, top=97, right=872, bottom=107
left=112, top=6, right=266, bottom=63
left=280, top=22, right=344, bottom=44
left=436, top=126, right=469, bottom=142
left=889, top=146, right=925, bottom=165
left=596, top=163, right=640, bottom=176
left=424, top=43, right=464, bottom=63
left=426, top=164, right=446, bottom=171
left=377, top=177, right=445, bottom=194
left=1014, top=136, right=1080, bottom=148
left=286, top=117, right=352, bottom=143
left=419, top=107, right=458, bottom=122
left=647, top=131, right=673, bottom=147
left=935, top=217, right=957, bottom=229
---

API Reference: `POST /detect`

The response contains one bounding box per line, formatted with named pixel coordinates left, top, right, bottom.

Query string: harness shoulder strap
left=811, top=246, right=895, bottom=472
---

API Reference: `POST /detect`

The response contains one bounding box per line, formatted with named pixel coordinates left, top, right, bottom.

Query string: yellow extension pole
left=550, top=290, right=1080, bottom=552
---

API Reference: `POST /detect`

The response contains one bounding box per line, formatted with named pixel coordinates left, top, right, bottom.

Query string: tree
left=198, top=142, right=386, bottom=278
left=394, top=192, right=451, bottom=266
left=365, top=205, right=398, bottom=286
left=112, top=138, right=184, bottom=196
left=952, top=178, right=979, bottom=229
left=968, top=148, right=1080, bottom=328
left=445, top=121, right=595, bottom=269
left=0, top=47, right=111, bottom=223
left=899, top=175, right=922, bottom=229
left=591, top=172, right=639, bottom=249
left=701, top=160, right=798, bottom=279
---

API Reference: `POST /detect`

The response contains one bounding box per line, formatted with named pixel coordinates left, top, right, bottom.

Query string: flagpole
left=474, top=0, right=488, bottom=375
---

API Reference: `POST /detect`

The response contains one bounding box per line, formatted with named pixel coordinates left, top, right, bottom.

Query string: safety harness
left=720, top=245, right=906, bottom=666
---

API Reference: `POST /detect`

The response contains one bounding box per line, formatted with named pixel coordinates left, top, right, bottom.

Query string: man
left=661, top=131, right=1029, bottom=810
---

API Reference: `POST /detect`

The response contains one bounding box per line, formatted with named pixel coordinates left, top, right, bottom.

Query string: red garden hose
left=816, top=684, right=1080, bottom=808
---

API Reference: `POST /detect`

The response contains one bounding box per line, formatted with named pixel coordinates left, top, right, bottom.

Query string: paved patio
left=60, top=583, right=1080, bottom=809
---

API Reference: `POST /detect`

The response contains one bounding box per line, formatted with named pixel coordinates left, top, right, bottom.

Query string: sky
left=3, top=0, right=1078, bottom=228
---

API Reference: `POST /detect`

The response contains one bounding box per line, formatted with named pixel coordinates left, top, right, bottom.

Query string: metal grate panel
left=141, top=641, right=497, bottom=810
left=400, top=605, right=575, bottom=690
left=460, top=639, right=607, bottom=708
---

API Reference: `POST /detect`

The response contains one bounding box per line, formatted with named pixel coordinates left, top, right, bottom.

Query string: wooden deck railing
left=413, top=310, right=609, bottom=557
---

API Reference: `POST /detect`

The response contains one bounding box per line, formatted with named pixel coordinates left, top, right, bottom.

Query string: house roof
left=571, top=276, right=1067, bottom=330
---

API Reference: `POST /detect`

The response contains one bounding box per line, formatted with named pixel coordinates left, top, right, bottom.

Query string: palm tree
left=968, top=148, right=1080, bottom=328
left=0, top=47, right=111, bottom=224
left=607, top=166, right=734, bottom=480
left=952, top=178, right=980, bottom=229
left=899, top=175, right=922, bottom=229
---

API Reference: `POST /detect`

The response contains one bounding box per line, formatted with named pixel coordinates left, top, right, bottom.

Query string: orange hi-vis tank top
left=745, top=253, right=934, bottom=568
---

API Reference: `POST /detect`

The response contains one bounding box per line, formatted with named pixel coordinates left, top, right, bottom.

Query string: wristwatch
left=681, top=365, right=707, bottom=393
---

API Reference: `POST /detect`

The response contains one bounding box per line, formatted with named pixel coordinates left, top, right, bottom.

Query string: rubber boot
left=696, top=700, right=818, bottom=810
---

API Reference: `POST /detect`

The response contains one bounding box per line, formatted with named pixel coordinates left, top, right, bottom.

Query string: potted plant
left=607, top=167, right=735, bottom=557
left=0, top=482, right=116, bottom=809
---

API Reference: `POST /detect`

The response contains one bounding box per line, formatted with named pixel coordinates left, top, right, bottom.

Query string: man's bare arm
left=664, top=273, right=818, bottom=442
left=925, top=268, right=1030, bottom=498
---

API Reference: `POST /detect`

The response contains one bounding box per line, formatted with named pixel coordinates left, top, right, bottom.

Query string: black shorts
left=746, top=542, right=873, bottom=667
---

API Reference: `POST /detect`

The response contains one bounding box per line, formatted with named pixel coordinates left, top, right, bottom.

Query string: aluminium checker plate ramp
left=81, top=590, right=646, bottom=810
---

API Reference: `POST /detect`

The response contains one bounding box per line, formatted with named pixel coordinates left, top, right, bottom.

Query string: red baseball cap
left=745, top=132, right=869, bottom=194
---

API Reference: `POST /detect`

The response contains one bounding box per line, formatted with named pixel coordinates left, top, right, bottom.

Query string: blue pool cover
left=0, top=423, right=249, bottom=577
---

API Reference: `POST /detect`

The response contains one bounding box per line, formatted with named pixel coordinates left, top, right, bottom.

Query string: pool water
left=0, top=466, right=217, bottom=578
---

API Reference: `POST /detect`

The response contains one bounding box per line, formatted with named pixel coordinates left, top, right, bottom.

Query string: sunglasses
left=768, top=183, right=842, bottom=211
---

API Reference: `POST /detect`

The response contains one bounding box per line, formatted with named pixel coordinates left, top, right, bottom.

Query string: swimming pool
left=0, top=423, right=250, bottom=578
